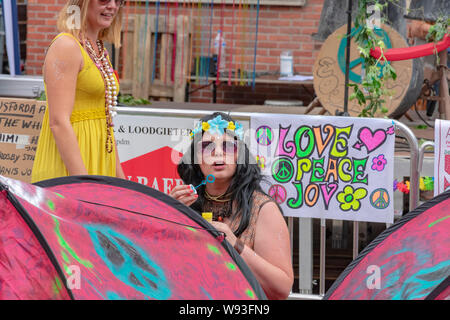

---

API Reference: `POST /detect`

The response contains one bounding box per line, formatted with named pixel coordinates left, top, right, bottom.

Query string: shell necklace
left=84, top=38, right=117, bottom=153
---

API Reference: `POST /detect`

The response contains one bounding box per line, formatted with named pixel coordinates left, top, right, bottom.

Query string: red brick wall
left=25, top=0, right=325, bottom=105
left=26, top=0, right=64, bottom=75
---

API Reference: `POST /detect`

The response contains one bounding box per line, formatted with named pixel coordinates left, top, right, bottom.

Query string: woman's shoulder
left=252, top=190, right=277, bottom=213
left=53, top=32, right=80, bottom=45
left=43, top=33, right=84, bottom=76
left=45, top=33, right=84, bottom=69
left=252, top=191, right=285, bottom=229
left=47, top=33, right=82, bottom=56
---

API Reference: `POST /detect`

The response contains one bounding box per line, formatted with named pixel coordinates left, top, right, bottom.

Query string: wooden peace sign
left=313, top=23, right=423, bottom=118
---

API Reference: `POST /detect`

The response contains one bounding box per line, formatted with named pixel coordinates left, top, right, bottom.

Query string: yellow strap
left=51, top=33, right=82, bottom=48
left=49, top=33, right=89, bottom=66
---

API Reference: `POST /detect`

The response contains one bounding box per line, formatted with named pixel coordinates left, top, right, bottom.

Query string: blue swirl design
left=86, top=225, right=171, bottom=300
left=374, top=250, right=450, bottom=300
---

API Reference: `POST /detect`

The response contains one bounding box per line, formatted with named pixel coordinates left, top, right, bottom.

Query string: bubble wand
left=190, top=174, right=215, bottom=194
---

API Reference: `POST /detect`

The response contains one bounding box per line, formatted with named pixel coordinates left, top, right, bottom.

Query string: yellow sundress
left=31, top=33, right=119, bottom=183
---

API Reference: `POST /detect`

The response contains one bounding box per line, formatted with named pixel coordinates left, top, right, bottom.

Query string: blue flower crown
left=190, top=115, right=244, bottom=140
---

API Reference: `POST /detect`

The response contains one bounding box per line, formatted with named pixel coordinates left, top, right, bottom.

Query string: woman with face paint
left=170, top=112, right=294, bottom=299
left=31, top=0, right=125, bottom=182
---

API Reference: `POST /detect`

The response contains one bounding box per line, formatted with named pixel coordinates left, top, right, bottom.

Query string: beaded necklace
left=204, top=191, right=233, bottom=222
left=84, top=38, right=118, bottom=153
left=203, top=197, right=232, bottom=222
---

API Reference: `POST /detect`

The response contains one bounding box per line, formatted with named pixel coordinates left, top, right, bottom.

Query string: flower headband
left=190, top=115, right=244, bottom=140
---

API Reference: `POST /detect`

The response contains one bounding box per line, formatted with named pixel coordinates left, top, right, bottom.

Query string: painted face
left=87, top=0, right=121, bottom=31
left=197, top=132, right=238, bottom=183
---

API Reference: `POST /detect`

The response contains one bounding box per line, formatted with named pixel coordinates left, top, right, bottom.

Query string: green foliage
left=418, top=138, right=432, bottom=146
left=349, top=0, right=398, bottom=118
left=426, top=15, right=449, bottom=43
left=425, top=15, right=449, bottom=65
left=118, top=94, right=151, bottom=106
left=36, top=91, right=46, bottom=101
left=35, top=92, right=151, bottom=107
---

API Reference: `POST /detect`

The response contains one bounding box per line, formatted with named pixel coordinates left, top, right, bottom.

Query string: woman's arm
left=247, top=202, right=294, bottom=299
left=115, top=146, right=126, bottom=179
left=211, top=202, right=294, bottom=300
left=44, top=36, right=87, bottom=176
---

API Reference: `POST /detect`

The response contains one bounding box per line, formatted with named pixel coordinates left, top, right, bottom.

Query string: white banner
left=114, top=113, right=250, bottom=194
left=114, top=114, right=196, bottom=162
left=251, top=114, right=395, bottom=223
left=113, top=114, right=197, bottom=193
left=434, top=119, right=450, bottom=196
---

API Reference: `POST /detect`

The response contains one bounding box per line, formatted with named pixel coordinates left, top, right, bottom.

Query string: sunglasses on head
left=98, top=0, right=125, bottom=7
left=199, top=140, right=238, bottom=154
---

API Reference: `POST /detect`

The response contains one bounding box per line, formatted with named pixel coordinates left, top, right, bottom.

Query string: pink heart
left=359, top=128, right=386, bottom=153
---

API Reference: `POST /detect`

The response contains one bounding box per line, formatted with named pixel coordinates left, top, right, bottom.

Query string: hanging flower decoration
left=337, top=186, right=368, bottom=211
left=397, top=181, right=410, bottom=194
left=371, top=154, right=387, bottom=172
left=419, top=178, right=425, bottom=191
left=421, top=176, right=434, bottom=191
left=395, top=176, right=434, bottom=194
left=393, top=179, right=398, bottom=192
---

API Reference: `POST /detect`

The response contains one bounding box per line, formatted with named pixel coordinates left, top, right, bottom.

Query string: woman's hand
left=115, top=147, right=126, bottom=179
left=210, top=221, right=237, bottom=247
left=169, top=184, right=198, bottom=206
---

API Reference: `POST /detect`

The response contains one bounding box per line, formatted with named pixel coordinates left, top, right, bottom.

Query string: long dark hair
left=177, top=112, right=264, bottom=237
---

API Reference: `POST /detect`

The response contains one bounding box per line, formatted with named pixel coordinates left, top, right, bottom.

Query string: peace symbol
left=272, top=158, right=294, bottom=183
left=255, top=126, right=273, bottom=146
left=268, top=184, right=287, bottom=204
left=86, top=225, right=171, bottom=299
left=337, top=26, right=392, bottom=83
left=370, top=188, right=390, bottom=209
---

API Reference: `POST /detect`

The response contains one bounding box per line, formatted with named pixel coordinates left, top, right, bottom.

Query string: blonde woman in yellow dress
left=31, top=0, right=126, bottom=183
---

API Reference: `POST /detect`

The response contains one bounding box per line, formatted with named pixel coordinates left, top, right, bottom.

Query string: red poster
left=122, top=146, right=184, bottom=194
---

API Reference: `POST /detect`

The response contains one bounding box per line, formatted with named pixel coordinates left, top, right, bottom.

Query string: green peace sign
left=272, top=158, right=294, bottom=183
left=338, top=26, right=392, bottom=83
